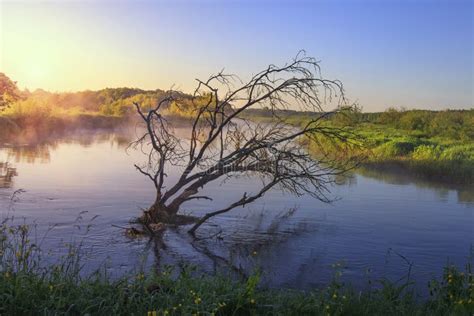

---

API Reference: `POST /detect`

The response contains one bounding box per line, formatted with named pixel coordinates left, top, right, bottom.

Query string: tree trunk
left=143, top=194, right=176, bottom=224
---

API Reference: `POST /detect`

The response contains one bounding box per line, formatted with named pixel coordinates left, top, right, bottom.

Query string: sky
left=0, top=0, right=472, bottom=111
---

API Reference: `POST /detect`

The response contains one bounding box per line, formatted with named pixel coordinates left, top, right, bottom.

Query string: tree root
left=122, top=212, right=199, bottom=239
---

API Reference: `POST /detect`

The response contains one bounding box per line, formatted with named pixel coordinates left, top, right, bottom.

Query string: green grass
left=0, top=220, right=473, bottom=315
left=352, top=125, right=474, bottom=184
left=245, top=109, right=474, bottom=185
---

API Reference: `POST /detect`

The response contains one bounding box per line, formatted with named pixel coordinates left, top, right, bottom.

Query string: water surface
left=0, top=131, right=472, bottom=292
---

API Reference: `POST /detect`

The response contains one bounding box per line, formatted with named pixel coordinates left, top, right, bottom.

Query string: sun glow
left=21, top=63, right=51, bottom=88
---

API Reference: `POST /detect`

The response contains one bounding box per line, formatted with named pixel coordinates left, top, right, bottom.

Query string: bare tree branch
left=132, top=52, right=361, bottom=234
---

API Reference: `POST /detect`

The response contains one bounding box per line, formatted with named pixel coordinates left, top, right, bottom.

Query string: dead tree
left=132, top=52, right=360, bottom=235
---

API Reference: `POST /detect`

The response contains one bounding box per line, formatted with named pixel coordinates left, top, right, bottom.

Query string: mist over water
left=0, top=128, right=472, bottom=293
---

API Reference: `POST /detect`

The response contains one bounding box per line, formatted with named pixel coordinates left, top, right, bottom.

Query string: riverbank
left=244, top=109, right=474, bottom=185
left=1, top=264, right=473, bottom=315
left=306, top=127, right=474, bottom=185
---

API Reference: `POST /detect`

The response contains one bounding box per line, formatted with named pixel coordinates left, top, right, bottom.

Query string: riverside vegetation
left=0, top=84, right=195, bottom=144
left=242, top=107, right=474, bottom=185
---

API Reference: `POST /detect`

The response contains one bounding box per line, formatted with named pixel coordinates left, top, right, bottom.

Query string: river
left=0, top=129, right=472, bottom=293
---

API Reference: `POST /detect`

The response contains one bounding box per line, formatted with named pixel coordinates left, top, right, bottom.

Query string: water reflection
left=0, top=162, right=17, bottom=188
left=355, top=167, right=474, bottom=203
left=6, top=145, right=53, bottom=164
left=136, top=207, right=321, bottom=283
left=0, top=131, right=134, bottom=165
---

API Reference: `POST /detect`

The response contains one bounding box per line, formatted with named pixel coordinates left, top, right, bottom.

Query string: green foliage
left=411, top=145, right=443, bottom=160
left=373, top=139, right=418, bottom=158
left=0, top=73, right=21, bottom=109
left=371, top=108, right=474, bottom=140
left=0, top=86, right=168, bottom=118
left=376, top=107, right=403, bottom=125
left=439, top=144, right=474, bottom=161
left=330, top=104, right=363, bottom=127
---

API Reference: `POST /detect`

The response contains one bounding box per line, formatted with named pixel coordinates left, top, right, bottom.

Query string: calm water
left=0, top=130, right=472, bottom=292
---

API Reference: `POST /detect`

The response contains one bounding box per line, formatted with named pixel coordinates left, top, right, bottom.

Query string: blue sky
left=1, top=0, right=473, bottom=111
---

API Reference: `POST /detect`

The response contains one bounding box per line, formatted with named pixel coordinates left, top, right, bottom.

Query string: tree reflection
left=356, top=166, right=474, bottom=203
left=140, top=206, right=319, bottom=282
left=1, top=131, right=134, bottom=165
left=0, top=162, right=17, bottom=188
left=6, top=145, right=52, bottom=164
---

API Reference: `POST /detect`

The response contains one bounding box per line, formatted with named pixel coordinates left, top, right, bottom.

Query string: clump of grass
left=372, top=139, right=418, bottom=158
left=0, top=219, right=473, bottom=315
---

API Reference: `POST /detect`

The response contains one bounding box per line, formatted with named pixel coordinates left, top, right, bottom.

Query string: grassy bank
left=2, top=265, right=473, bottom=315
left=310, top=124, right=473, bottom=184
left=244, top=108, right=474, bottom=185
left=0, top=221, right=473, bottom=315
